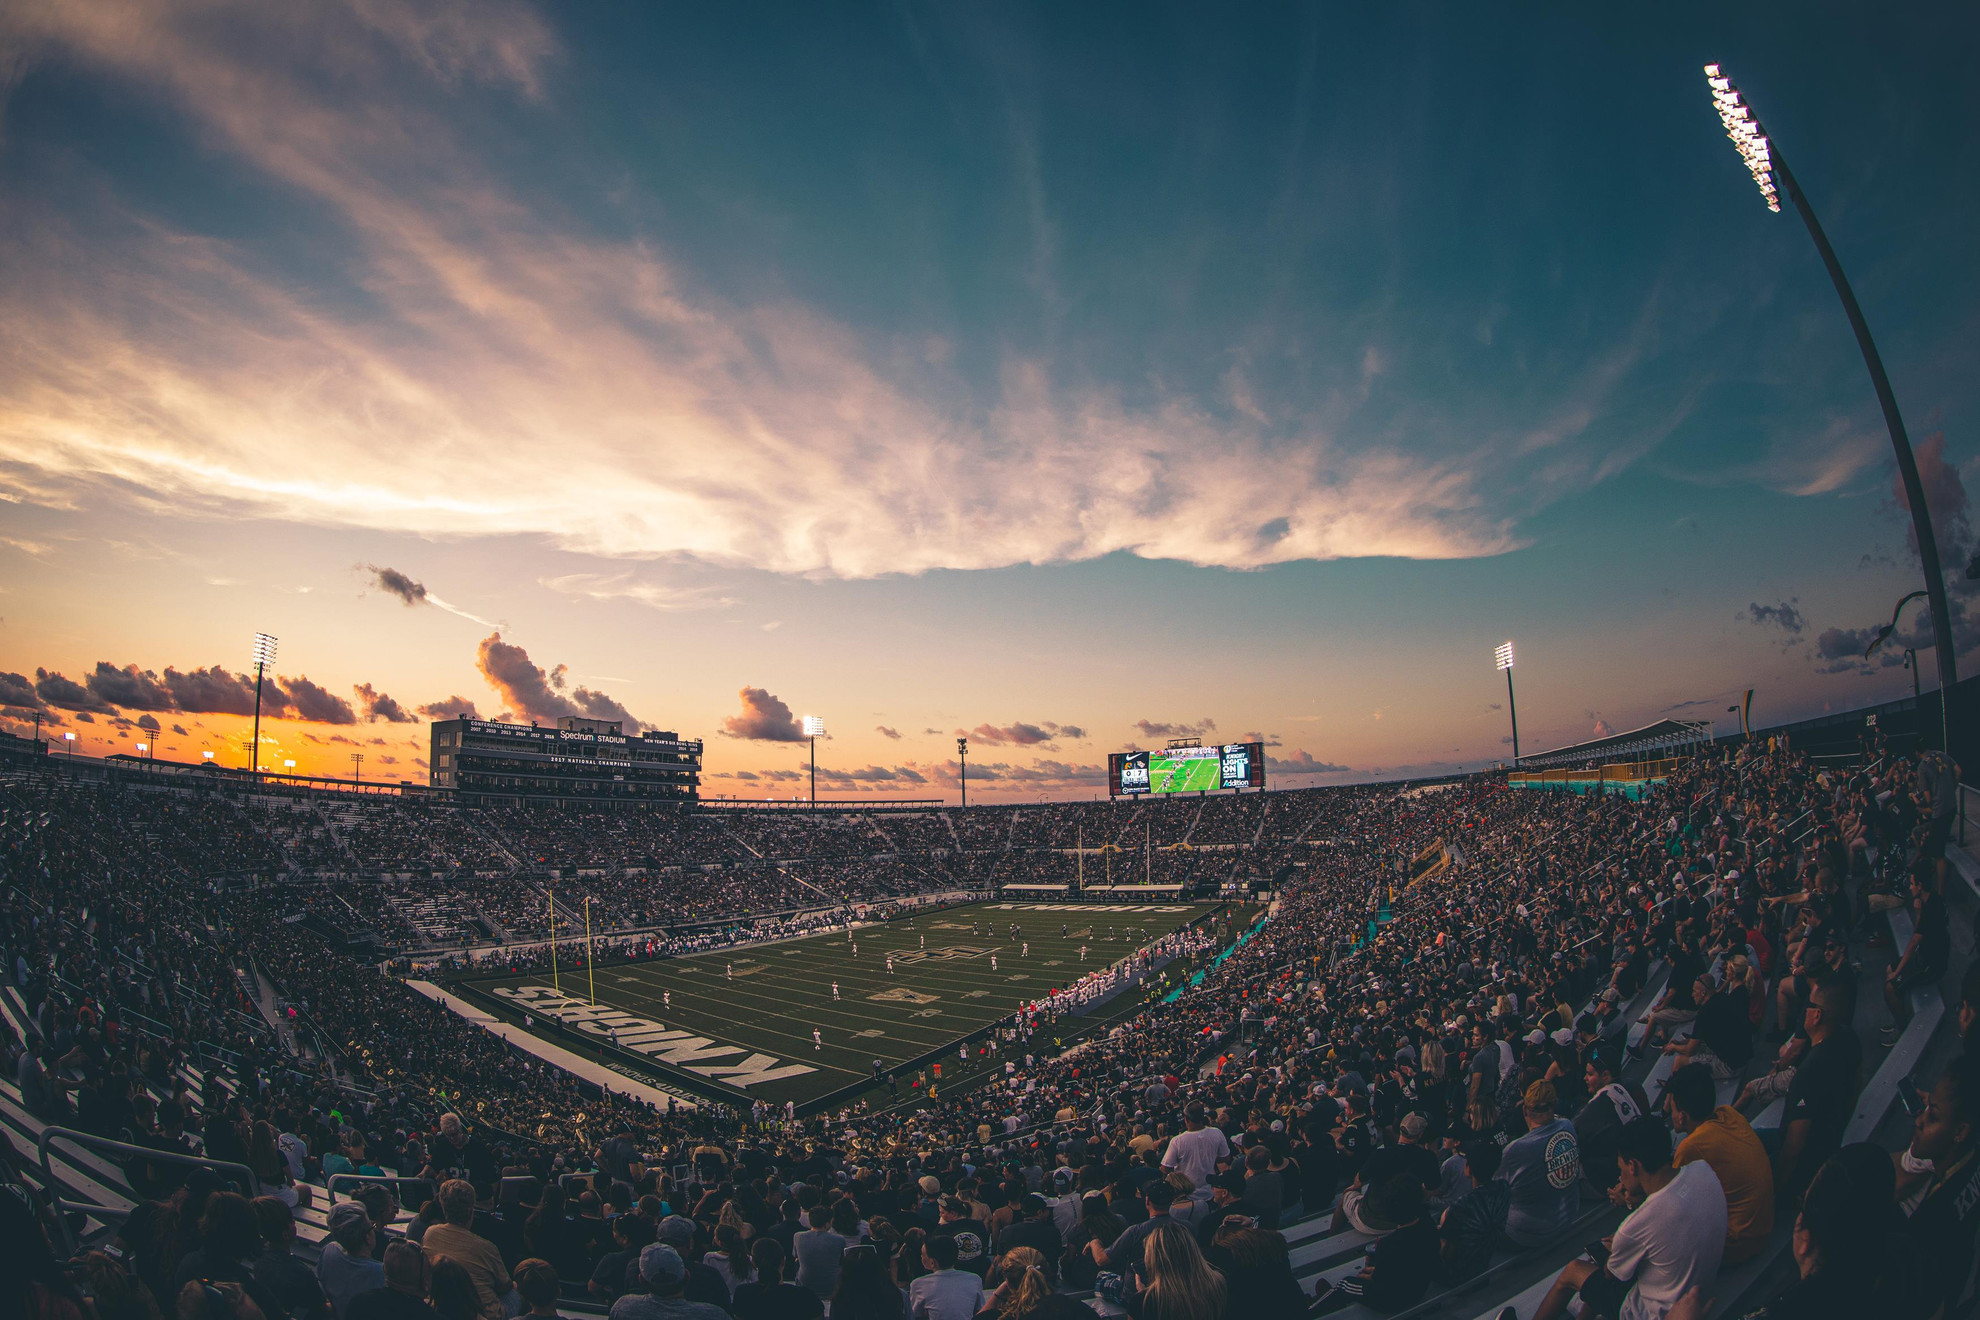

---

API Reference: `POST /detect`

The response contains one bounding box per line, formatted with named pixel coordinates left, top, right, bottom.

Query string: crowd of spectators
left=8, top=732, right=1980, bottom=1320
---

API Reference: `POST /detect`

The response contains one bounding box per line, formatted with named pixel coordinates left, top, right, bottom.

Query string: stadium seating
left=3, top=733, right=1970, bottom=1320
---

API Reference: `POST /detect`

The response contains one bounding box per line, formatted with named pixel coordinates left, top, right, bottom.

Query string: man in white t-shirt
left=1526, top=1115, right=1725, bottom=1320
left=1161, top=1102, right=1230, bottom=1200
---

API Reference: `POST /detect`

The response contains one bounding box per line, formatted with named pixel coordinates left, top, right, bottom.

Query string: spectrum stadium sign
left=1108, top=743, right=1265, bottom=796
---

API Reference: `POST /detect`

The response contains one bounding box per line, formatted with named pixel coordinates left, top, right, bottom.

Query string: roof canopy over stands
left=1516, top=718, right=1714, bottom=771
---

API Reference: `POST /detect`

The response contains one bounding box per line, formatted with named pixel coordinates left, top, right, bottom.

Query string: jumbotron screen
left=1108, top=743, right=1265, bottom=796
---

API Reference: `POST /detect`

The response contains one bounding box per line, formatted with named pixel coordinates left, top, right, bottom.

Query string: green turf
left=1151, top=753, right=1222, bottom=794
left=451, top=900, right=1243, bottom=1108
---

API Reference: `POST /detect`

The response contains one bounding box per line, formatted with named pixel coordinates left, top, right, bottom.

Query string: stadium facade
left=429, top=714, right=701, bottom=804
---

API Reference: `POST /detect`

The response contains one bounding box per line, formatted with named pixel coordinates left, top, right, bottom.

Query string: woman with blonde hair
left=1129, top=1221, right=1226, bottom=1320
left=983, top=1247, right=1052, bottom=1320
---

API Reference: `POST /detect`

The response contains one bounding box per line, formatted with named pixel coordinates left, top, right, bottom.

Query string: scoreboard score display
left=1109, top=743, right=1265, bottom=796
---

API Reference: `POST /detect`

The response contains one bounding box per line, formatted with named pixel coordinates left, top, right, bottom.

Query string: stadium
left=7, top=670, right=1980, bottom=1320
left=4, top=12, right=1978, bottom=1320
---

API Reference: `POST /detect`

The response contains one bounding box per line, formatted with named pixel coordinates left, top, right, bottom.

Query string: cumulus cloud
left=813, top=764, right=931, bottom=785
left=875, top=725, right=902, bottom=740
left=86, top=662, right=177, bottom=709
left=959, top=720, right=1083, bottom=747
left=354, top=682, right=416, bottom=723
left=721, top=686, right=804, bottom=742
left=0, top=672, right=43, bottom=710
left=418, top=695, right=482, bottom=720
left=278, top=675, right=357, bottom=724
left=0, top=0, right=1542, bottom=583
left=135, top=713, right=160, bottom=731
left=476, top=632, right=641, bottom=731
left=1592, top=719, right=1616, bottom=738
left=35, top=669, right=116, bottom=714
left=368, top=564, right=428, bottom=606
left=1741, top=600, right=1805, bottom=636
left=162, top=665, right=262, bottom=715
left=1133, top=717, right=1217, bottom=740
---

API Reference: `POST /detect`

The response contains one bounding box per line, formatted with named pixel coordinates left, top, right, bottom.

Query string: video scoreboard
left=1108, top=742, right=1265, bottom=796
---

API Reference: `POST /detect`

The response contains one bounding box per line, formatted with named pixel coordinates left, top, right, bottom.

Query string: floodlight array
left=1704, top=64, right=1780, bottom=213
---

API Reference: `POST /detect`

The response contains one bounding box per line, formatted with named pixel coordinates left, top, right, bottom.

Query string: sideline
left=406, top=980, right=699, bottom=1113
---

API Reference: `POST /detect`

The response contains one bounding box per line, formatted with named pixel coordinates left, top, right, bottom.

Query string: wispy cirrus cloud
left=0, top=0, right=1548, bottom=581
left=541, top=574, right=737, bottom=612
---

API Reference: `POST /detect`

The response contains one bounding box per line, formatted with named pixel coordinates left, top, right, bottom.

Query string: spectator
left=1776, top=976, right=1861, bottom=1201
left=1200, top=1226, right=1304, bottom=1320
left=1529, top=1116, right=1725, bottom=1320
left=1496, top=1080, right=1582, bottom=1248
left=979, top=1247, right=1052, bottom=1320
left=589, top=1213, right=655, bottom=1302
left=1121, top=1221, right=1224, bottom=1320
left=830, top=1245, right=905, bottom=1320
left=1660, top=970, right=1753, bottom=1082
left=732, top=1239, right=822, bottom=1320
left=1663, top=1063, right=1774, bottom=1264
left=1239, top=1144, right=1283, bottom=1229
left=1897, top=1055, right=1980, bottom=1317
left=1312, top=1176, right=1437, bottom=1315
left=932, top=1195, right=991, bottom=1279
left=656, top=1216, right=731, bottom=1310
left=1435, top=1141, right=1509, bottom=1286
left=613, top=1246, right=729, bottom=1320
left=1160, top=1104, right=1229, bottom=1200
left=511, top=1259, right=563, bottom=1320
left=1738, top=1143, right=1927, bottom=1320
left=993, top=1195, right=1062, bottom=1281
left=1195, top=1172, right=1255, bottom=1246
left=1575, top=1044, right=1645, bottom=1196
left=426, top=1259, right=482, bottom=1320
left=249, top=1196, right=331, bottom=1320
left=1883, top=864, right=1949, bottom=1047
left=420, top=1181, right=512, bottom=1320
left=346, top=1243, right=440, bottom=1320
left=792, top=1204, right=847, bottom=1301
left=319, top=1202, right=388, bottom=1320
left=906, top=1235, right=984, bottom=1320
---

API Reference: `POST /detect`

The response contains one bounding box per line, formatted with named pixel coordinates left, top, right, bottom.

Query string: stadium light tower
left=803, top=715, right=825, bottom=806
left=249, top=632, right=277, bottom=776
left=1702, top=64, right=1955, bottom=751
left=1494, top=641, right=1520, bottom=765
left=957, top=736, right=969, bottom=809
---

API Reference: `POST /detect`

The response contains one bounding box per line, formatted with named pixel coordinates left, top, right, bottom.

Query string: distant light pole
left=350, top=752, right=363, bottom=785
left=957, top=736, right=969, bottom=809
left=135, top=741, right=149, bottom=761
left=63, top=730, right=76, bottom=764
left=283, top=759, right=297, bottom=776
left=1494, top=641, right=1520, bottom=764
left=1904, top=650, right=1922, bottom=703
left=803, top=715, right=825, bottom=806
left=249, top=632, right=277, bottom=776
left=1704, top=65, right=1955, bottom=751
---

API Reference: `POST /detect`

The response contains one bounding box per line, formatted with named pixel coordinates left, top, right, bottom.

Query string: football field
left=450, top=899, right=1249, bottom=1109
left=1151, top=753, right=1222, bottom=794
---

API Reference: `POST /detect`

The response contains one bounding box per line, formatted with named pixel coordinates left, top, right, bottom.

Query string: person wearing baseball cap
left=609, top=1245, right=726, bottom=1320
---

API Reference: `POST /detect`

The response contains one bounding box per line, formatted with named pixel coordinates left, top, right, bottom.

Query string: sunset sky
left=2, top=2, right=1976, bottom=800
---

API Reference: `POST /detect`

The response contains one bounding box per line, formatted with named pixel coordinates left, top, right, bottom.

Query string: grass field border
left=438, top=898, right=1249, bottom=1114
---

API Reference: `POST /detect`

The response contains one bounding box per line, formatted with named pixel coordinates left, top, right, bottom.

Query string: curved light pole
left=1705, top=65, right=1955, bottom=751
left=249, top=632, right=277, bottom=776
left=1494, top=641, right=1520, bottom=764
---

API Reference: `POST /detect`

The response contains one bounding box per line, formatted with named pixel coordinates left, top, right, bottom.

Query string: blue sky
left=0, top=1, right=1975, bottom=795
